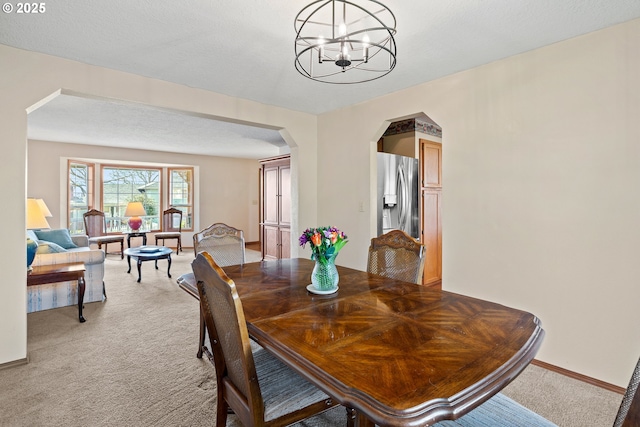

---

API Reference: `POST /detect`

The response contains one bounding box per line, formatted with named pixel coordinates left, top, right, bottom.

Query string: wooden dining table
left=221, top=258, right=545, bottom=427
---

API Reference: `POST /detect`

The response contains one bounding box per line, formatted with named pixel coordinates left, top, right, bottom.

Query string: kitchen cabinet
left=420, top=139, right=442, bottom=288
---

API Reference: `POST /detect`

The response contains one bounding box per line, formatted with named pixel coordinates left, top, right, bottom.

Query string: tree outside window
left=102, top=166, right=161, bottom=232
left=68, top=161, right=94, bottom=234
left=169, top=168, right=194, bottom=231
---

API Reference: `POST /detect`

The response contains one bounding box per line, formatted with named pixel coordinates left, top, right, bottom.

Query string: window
left=168, top=168, right=194, bottom=231
left=68, top=161, right=195, bottom=233
left=102, top=166, right=161, bottom=232
left=68, top=161, right=94, bottom=234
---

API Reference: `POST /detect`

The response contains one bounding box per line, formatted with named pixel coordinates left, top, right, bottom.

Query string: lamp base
left=128, top=217, right=142, bottom=231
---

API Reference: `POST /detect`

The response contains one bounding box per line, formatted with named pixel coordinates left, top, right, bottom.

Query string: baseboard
left=0, top=356, right=29, bottom=371
left=532, top=359, right=626, bottom=394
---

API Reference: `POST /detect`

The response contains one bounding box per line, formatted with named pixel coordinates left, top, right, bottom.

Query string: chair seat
left=252, top=347, right=333, bottom=422
left=89, top=235, right=124, bottom=244
left=155, top=232, right=180, bottom=238
left=434, top=393, right=557, bottom=426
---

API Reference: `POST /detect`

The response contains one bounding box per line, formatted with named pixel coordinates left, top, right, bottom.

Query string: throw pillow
left=27, top=229, right=39, bottom=242
left=34, top=229, right=78, bottom=249
left=36, top=241, right=68, bottom=254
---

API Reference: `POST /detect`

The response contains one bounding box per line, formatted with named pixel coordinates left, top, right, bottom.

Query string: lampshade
left=36, top=198, right=52, bottom=217
left=124, top=202, right=146, bottom=217
left=26, top=198, right=50, bottom=229
left=124, top=202, right=146, bottom=231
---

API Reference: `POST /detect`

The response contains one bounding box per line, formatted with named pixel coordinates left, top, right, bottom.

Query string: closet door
left=260, top=156, right=291, bottom=260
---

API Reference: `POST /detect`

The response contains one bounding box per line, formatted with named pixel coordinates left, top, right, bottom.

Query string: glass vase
left=311, top=255, right=339, bottom=291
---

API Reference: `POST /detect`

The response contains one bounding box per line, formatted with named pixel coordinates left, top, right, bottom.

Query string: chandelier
left=294, top=0, right=397, bottom=84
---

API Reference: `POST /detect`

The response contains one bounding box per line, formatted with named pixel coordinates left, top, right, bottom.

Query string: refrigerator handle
left=398, top=166, right=408, bottom=231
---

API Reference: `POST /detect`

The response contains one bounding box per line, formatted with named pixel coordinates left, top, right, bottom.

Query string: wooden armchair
left=366, top=229, right=425, bottom=284
left=191, top=252, right=341, bottom=427
left=83, top=209, right=124, bottom=259
left=155, top=207, right=182, bottom=253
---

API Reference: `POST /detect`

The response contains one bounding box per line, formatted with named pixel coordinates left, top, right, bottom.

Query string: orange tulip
left=330, top=232, right=338, bottom=244
left=311, top=233, right=322, bottom=247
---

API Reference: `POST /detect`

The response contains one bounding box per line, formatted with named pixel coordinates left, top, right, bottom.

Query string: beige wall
left=318, top=19, right=640, bottom=387
left=27, top=139, right=260, bottom=243
left=3, top=17, right=640, bottom=387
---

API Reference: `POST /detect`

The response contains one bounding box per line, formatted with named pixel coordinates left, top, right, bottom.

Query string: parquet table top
left=223, top=258, right=544, bottom=427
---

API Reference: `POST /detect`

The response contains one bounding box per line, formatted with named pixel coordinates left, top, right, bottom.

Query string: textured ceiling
left=3, top=0, right=640, bottom=157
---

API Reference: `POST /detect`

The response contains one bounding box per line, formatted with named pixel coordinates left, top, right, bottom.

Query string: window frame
left=67, top=160, right=94, bottom=234
left=67, top=160, right=196, bottom=234
left=167, top=167, right=194, bottom=232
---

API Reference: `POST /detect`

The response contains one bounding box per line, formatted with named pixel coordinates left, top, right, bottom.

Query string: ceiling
left=2, top=1, right=640, bottom=158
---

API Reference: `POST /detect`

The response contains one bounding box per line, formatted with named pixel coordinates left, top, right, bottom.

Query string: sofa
left=27, top=229, right=106, bottom=313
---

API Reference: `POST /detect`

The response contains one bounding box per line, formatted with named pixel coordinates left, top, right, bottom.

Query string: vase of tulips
left=299, top=226, right=348, bottom=292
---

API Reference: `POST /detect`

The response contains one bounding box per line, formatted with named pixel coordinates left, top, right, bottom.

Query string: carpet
left=0, top=249, right=623, bottom=426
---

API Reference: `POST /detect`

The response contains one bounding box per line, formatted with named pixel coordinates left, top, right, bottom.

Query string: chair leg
left=120, top=240, right=124, bottom=259
left=198, top=309, right=206, bottom=358
left=346, top=407, right=356, bottom=427
left=103, top=281, right=107, bottom=299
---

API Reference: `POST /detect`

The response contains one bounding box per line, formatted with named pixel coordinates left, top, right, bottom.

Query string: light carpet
left=0, top=250, right=623, bottom=426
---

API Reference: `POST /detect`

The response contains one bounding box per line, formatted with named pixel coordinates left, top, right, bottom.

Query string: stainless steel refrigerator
left=377, top=152, right=419, bottom=239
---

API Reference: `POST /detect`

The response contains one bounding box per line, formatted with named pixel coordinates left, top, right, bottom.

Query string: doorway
left=377, top=114, right=442, bottom=288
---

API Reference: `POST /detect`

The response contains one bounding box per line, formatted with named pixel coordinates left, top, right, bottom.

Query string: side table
left=124, top=231, right=147, bottom=248
left=27, top=262, right=87, bottom=323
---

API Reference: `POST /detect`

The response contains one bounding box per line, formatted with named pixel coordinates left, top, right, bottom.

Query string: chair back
left=193, top=223, right=245, bottom=266
left=367, top=229, right=425, bottom=284
left=614, top=357, right=640, bottom=427
left=192, top=252, right=265, bottom=426
left=83, top=209, right=108, bottom=238
left=162, top=207, right=183, bottom=232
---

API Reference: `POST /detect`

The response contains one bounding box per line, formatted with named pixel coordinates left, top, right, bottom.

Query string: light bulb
left=338, top=22, right=347, bottom=36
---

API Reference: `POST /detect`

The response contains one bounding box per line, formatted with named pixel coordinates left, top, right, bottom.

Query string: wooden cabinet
left=260, top=156, right=291, bottom=260
left=420, top=139, right=442, bottom=288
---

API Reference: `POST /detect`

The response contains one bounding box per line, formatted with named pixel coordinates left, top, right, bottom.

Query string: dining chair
left=189, top=223, right=247, bottom=358
left=193, top=222, right=245, bottom=265
left=366, top=229, right=425, bottom=284
left=83, top=209, right=124, bottom=259
left=154, top=207, right=183, bottom=253
left=435, top=356, right=640, bottom=426
left=191, top=251, right=342, bottom=427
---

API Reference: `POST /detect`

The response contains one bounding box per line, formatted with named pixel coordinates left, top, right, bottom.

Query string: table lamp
left=36, top=198, right=53, bottom=220
left=124, top=202, right=146, bottom=231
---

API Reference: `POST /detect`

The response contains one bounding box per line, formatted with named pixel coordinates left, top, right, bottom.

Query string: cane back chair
left=83, top=209, right=124, bottom=259
left=189, top=222, right=246, bottom=358
left=366, top=229, right=425, bottom=284
left=193, top=222, right=245, bottom=266
left=155, top=207, right=183, bottom=253
left=192, top=252, right=341, bottom=427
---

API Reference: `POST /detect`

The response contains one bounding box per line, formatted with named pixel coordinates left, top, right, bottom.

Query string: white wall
left=27, top=139, right=260, bottom=243
left=317, top=19, right=640, bottom=387
left=0, top=43, right=318, bottom=367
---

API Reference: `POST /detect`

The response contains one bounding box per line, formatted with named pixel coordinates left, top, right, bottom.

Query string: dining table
left=220, top=257, right=545, bottom=427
